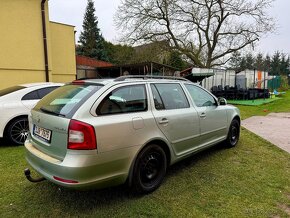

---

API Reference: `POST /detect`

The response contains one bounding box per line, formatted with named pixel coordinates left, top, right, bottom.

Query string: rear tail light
left=68, top=120, right=97, bottom=150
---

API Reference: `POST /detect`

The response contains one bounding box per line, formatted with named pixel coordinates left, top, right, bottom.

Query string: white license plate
left=33, top=125, right=52, bottom=142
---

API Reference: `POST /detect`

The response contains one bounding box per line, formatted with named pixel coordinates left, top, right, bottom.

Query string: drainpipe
left=41, top=0, right=49, bottom=82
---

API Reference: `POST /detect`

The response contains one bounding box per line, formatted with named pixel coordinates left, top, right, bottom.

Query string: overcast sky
left=49, top=0, right=290, bottom=55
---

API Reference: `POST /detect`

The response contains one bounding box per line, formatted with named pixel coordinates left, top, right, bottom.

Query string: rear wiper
left=40, top=107, right=65, bottom=117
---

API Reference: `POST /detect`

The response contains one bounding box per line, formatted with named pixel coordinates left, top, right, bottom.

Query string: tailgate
left=29, top=110, right=70, bottom=160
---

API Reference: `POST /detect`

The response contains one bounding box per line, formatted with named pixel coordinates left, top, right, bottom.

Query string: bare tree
left=115, top=0, right=275, bottom=68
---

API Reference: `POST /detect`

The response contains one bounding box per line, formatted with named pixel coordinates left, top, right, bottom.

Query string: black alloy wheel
left=7, top=117, right=29, bottom=145
left=133, top=144, right=167, bottom=194
left=225, top=119, right=240, bottom=148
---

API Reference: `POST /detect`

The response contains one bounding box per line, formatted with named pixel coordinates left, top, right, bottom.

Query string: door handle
left=158, top=118, right=169, bottom=124
left=200, top=112, right=206, bottom=118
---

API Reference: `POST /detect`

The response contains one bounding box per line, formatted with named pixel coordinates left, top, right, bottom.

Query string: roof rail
left=114, top=75, right=189, bottom=82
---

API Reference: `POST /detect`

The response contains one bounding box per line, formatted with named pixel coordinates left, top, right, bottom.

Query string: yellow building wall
left=0, top=70, right=45, bottom=88
left=0, top=0, right=47, bottom=88
left=0, top=0, right=76, bottom=89
left=50, top=22, right=76, bottom=83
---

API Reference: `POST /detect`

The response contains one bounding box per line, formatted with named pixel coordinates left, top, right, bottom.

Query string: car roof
left=21, top=82, right=64, bottom=88
left=77, top=76, right=190, bottom=86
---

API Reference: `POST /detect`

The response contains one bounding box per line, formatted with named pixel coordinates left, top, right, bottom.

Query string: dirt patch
left=278, top=204, right=290, bottom=216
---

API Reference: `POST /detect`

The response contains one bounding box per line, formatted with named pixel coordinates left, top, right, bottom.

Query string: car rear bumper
left=25, top=139, right=138, bottom=189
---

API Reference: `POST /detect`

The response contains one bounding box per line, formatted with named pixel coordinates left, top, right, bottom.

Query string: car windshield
left=34, top=84, right=103, bottom=117
left=0, top=86, right=25, bottom=97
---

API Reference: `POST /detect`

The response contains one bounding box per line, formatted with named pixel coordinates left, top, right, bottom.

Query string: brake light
left=68, top=120, right=97, bottom=150
left=72, top=80, right=85, bottom=85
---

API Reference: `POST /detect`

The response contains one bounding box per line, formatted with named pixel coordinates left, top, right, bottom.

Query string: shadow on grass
left=20, top=143, right=227, bottom=215
left=0, top=138, right=16, bottom=147
left=168, top=143, right=225, bottom=176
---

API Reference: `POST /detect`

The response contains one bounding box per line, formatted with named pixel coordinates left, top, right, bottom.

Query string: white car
left=0, top=83, right=63, bottom=145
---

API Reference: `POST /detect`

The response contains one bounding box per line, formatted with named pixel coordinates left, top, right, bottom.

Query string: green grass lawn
left=0, top=91, right=290, bottom=217
left=233, top=91, right=290, bottom=119
left=1, top=131, right=290, bottom=217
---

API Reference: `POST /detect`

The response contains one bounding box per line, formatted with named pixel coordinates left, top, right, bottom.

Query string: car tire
left=7, top=117, right=29, bottom=145
left=132, top=144, right=167, bottom=194
left=225, top=119, right=240, bottom=148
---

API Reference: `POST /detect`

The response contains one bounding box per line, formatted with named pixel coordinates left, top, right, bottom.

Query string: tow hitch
left=24, top=168, right=46, bottom=183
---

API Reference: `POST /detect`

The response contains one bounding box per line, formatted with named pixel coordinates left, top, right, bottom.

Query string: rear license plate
left=33, top=125, right=52, bottom=143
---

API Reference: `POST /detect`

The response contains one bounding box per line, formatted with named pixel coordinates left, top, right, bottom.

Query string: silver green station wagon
left=24, top=76, right=240, bottom=193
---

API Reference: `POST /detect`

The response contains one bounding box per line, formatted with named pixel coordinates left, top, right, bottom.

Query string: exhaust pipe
left=24, top=168, right=46, bottom=183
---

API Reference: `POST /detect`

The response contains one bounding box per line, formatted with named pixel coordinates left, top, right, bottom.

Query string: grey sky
left=49, top=0, right=290, bottom=55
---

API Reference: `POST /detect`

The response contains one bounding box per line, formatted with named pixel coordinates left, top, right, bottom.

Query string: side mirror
left=218, top=97, right=227, bottom=106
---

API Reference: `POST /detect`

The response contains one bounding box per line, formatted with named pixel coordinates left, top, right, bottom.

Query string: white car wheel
left=7, top=117, right=29, bottom=145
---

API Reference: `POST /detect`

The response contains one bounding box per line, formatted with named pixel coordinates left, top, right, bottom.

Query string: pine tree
left=229, top=51, right=242, bottom=72
left=280, top=53, right=289, bottom=75
left=240, top=57, right=247, bottom=71
left=271, top=51, right=281, bottom=75
left=78, top=0, right=108, bottom=61
left=287, top=56, right=290, bottom=75
left=263, top=54, right=271, bottom=73
left=254, top=53, right=264, bottom=71
left=245, top=53, right=254, bottom=70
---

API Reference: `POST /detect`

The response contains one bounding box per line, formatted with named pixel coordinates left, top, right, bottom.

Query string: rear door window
left=35, top=84, right=103, bottom=117
left=37, top=86, right=60, bottom=98
left=22, top=90, right=39, bottom=100
left=151, top=83, right=189, bottom=110
left=22, top=87, right=60, bottom=100
left=97, top=85, right=147, bottom=115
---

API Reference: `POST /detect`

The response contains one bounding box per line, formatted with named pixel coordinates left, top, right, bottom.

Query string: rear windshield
left=0, top=86, right=25, bottom=97
left=34, top=84, right=103, bottom=117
